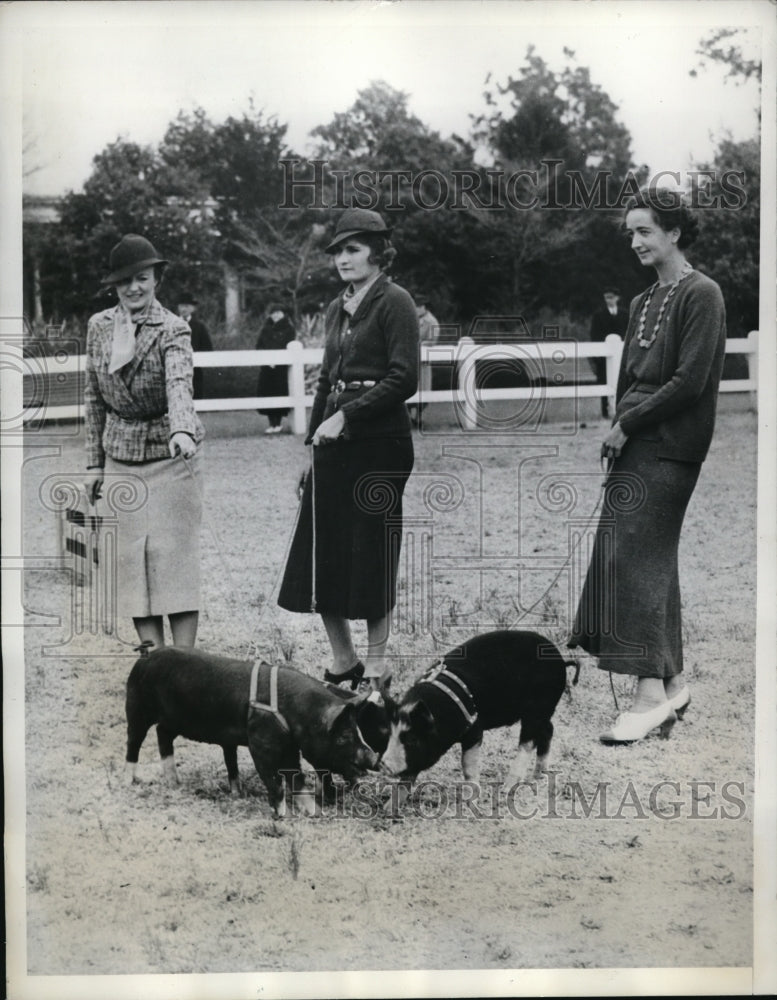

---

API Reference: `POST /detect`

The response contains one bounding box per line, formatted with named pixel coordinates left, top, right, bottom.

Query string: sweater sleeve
left=84, top=317, right=107, bottom=468
left=162, top=321, right=200, bottom=439
left=338, top=288, right=419, bottom=429
left=305, top=356, right=331, bottom=444
left=618, top=279, right=726, bottom=436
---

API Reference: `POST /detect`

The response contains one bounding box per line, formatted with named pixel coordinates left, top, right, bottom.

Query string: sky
left=8, top=0, right=766, bottom=199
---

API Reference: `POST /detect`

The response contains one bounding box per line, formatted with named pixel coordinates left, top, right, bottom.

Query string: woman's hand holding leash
left=170, top=432, right=196, bottom=459
left=312, top=411, right=345, bottom=446
left=601, top=421, right=628, bottom=464
left=85, top=471, right=103, bottom=505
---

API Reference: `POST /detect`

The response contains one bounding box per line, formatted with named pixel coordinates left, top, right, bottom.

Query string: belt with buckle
left=331, top=379, right=377, bottom=394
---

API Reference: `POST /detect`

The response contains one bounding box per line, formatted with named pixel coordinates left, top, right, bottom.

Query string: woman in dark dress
left=570, top=188, right=727, bottom=743
left=278, top=208, right=419, bottom=691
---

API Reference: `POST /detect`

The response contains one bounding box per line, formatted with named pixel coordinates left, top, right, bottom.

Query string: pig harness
left=248, top=662, right=291, bottom=734
left=417, top=660, right=479, bottom=735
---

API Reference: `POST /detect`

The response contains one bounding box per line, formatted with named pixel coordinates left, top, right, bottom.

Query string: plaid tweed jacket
left=85, top=300, right=205, bottom=466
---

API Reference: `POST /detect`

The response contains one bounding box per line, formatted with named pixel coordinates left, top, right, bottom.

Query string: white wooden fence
left=22, top=331, right=759, bottom=429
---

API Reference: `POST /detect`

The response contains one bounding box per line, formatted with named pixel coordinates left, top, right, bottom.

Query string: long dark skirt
left=257, top=366, right=289, bottom=421
left=278, top=436, right=414, bottom=620
left=569, top=439, right=701, bottom=678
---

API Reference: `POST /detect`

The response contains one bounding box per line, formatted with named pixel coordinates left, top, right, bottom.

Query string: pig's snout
left=358, top=746, right=380, bottom=771
left=379, top=737, right=406, bottom=777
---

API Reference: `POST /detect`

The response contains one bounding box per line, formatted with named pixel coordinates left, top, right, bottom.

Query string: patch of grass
left=288, top=832, right=301, bottom=880
left=272, top=624, right=297, bottom=664
left=20, top=410, right=758, bottom=974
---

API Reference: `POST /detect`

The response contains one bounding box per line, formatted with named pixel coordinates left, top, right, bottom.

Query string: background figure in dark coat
left=589, top=287, right=629, bottom=417
left=256, top=304, right=295, bottom=433
left=177, top=292, right=213, bottom=400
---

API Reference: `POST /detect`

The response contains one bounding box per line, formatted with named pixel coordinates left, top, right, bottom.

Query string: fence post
left=747, top=330, right=758, bottom=412
left=286, top=340, right=307, bottom=435
left=456, top=337, right=477, bottom=431
left=604, top=334, right=623, bottom=415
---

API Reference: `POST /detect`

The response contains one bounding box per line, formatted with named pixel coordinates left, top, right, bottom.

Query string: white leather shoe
left=667, top=685, right=691, bottom=720
left=600, top=701, right=677, bottom=744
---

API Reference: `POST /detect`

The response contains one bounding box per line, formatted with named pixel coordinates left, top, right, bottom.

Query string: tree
left=312, top=80, right=470, bottom=178
left=47, top=138, right=217, bottom=323
left=38, top=107, right=329, bottom=332
left=689, top=29, right=760, bottom=341
left=471, top=46, right=632, bottom=177
left=311, top=81, right=482, bottom=319
left=468, top=47, right=636, bottom=321
left=692, top=138, right=759, bottom=339
left=691, top=28, right=762, bottom=87
left=160, top=105, right=332, bottom=327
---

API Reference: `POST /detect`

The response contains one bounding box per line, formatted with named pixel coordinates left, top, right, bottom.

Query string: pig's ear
left=324, top=699, right=354, bottom=732
left=409, top=699, right=435, bottom=732
left=380, top=692, right=398, bottom=722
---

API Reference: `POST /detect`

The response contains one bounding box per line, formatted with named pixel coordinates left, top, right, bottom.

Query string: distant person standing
left=410, top=298, right=440, bottom=426
left=177, top=293, right=213, bottom=400
left=589, top=287, right=628, bottom=417
left=256, top=303, right=295, bottom=434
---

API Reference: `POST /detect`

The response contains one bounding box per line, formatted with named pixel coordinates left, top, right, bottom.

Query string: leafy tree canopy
left=472, top=46, right=632, bottom=176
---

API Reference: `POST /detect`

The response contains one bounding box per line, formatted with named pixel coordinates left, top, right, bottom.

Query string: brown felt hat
left=101, top=234, right=168, bottom=285
left=325, top=208, right=392, bottom=253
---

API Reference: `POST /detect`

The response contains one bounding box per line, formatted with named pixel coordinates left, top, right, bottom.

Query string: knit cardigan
left=307, top=273, right=419, bottom=443
left=615, top=270, right=727, bottom=464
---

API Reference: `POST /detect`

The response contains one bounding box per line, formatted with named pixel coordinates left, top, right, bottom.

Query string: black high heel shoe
left=324, top=661, right=365, bottom=691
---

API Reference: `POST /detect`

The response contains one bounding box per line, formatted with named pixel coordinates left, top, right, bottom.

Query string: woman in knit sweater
left=278, top=208, right=419, bottom=692
left=570, top=188, right=727, bottom=743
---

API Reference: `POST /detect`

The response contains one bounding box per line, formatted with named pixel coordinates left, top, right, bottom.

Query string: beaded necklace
left=636, top=262, right=694, bottom=349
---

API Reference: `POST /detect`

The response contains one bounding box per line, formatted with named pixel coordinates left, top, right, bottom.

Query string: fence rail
left=22, top=332, right=759, bottom=428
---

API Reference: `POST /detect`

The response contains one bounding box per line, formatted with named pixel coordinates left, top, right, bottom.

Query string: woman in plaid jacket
left=85, top=234, right=205, bottom=648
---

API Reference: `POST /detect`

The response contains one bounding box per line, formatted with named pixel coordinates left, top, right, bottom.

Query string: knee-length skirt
left=278, top=436, right=414, bottom=620
left=103, top=453, right=203, bottom=618
left=569, top=439, right=701, bottom=678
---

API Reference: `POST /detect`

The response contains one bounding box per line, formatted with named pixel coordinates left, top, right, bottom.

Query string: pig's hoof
left=123, top=763, right=137, bottom=786
left=295, top=792, right=318, bottom=818
left=161, top=758, right=178, bottom=786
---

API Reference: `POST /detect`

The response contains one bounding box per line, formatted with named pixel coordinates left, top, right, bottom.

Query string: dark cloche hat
left=325, top=208, right=392, bottom=253
left=177, top=290, right=198, bottom=305
left=101, top=234, right=168, bottom=285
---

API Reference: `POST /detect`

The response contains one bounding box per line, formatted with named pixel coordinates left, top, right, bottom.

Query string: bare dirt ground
left=18, top=400, right=757, bottom=978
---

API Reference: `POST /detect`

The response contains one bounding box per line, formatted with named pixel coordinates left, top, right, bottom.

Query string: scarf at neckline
left=108, top=302, right=152, bottom=373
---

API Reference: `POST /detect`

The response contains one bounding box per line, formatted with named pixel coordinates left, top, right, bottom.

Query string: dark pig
left=380, top=630, right=572, bottom=802
left=319, top=683, right=391, bottom=803
left=124, top=647, right=380, bottom=815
